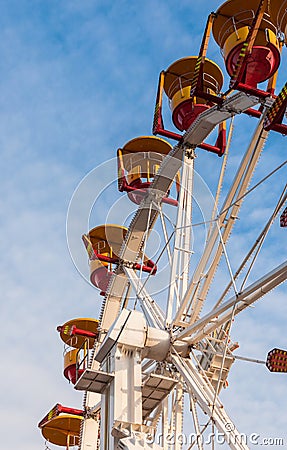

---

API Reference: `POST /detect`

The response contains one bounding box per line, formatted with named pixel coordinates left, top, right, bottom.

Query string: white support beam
left=175, top=260, right=287, bottom=344
left=189, top=396, right=204, bottom=450
left=171, top=354, right=249, bottom=450
left=173, top=118, right=269, bottom=327
left=189, top=271, right=287, bottom=346
left=123, top=267, right=165, bottom=329
left=174, top=382, right=184, bottom=450
left=189, top=126, right=269, bottom=322
left=99, top=345, right=143, bottom=449
left=166, top=155, right=194, bottom=327
left=79, top=356, right=102, bottom=450
left=161, top=397, right=169, bottom=449
left=80, top=417, right=100, bottom=450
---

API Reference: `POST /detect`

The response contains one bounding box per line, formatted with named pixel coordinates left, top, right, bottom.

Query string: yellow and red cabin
left=63, top=349, right=80, bottom=384
left=163, top=56, right=223, bottom=131
left=39, top=414, right=83, bottom=450
left=57, top=318, right=99, bottom=384
left=40, top=415, right=82, bottom=448
left=117, top=136, right=179, bottom=205
left=38, top=404, right=83, bottom=449
left=83, top=224, right=156, bottom=295
left=212, top=0, right=281, bottom=88
left=84, top=224, right=127, bottom=294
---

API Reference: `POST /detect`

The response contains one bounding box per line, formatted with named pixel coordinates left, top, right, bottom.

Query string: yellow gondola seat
left=212, top=0, right=281, bottom=87
left=63, top=349, right=85, bottom=384
left=57, top=318, right=99, bottom=384
left=118, top=136, right=173, bottom=204
left=83, top=224, right=156, bottom=293
left=40, top=414, right=82, bottom=447
left=163, top=57, right=223, bottom=131
left=86, top=224, right=126, bottom=293
left=57, top=318, right=99, bottom=349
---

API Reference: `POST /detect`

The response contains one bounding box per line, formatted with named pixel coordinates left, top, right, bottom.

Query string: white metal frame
left=76, top=90, right=286, bottom=450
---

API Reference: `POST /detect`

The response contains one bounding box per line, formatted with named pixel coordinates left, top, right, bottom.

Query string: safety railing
left=76, top=338, right=90, bottom=382
left=167, top=71, right=222, bottom=108
left=217, top=9, right=277, bottom=48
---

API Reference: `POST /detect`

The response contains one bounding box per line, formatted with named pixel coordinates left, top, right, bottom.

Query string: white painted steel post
left=166, top=154, right=194, bottom=327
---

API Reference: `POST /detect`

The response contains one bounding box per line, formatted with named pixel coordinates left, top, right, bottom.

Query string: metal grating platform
left=142, top=373, right=177, bottom=419
left=74, top=369, right=114, bottom=393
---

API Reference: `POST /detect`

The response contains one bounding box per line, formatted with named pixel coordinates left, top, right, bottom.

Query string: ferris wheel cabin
left=39, top=412, right=82, bottom=449
left=83, top=224, right=127, bottom=294
left=163, top=56, right=224, bottom=131
left=57, top=318, right=99, bottom=384
left=117, top=135, right=179, bottom=205
left=212, top=0, right=281, bottom=88
left=82, top=224, right=157, bottom=295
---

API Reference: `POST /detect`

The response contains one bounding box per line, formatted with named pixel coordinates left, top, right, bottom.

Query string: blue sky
left=0, top=1, right=286, bottom=449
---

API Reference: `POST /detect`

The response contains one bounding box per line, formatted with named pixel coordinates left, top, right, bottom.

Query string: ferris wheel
left=38, top=1, right=287, bottom=449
